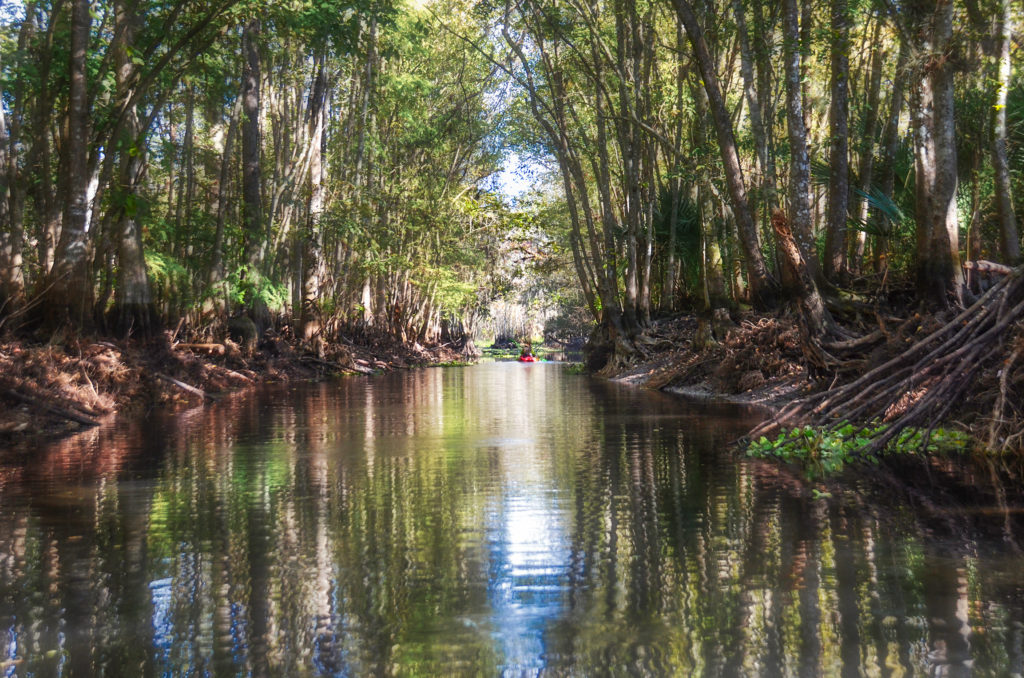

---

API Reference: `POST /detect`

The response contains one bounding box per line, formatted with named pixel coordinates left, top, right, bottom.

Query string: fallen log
left=156, top=373, right=214, bottom=401
left=0, top=385, right=100, bottom=427
left=964, top=260, right=1013, bottom=275
left=298, top=356, right=374, bottom=374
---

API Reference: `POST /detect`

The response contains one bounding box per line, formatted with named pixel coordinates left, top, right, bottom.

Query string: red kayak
left=517, top=355, right=537, bottom=362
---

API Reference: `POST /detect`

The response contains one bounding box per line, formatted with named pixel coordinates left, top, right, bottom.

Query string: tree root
left=749, top=264, right=1024, bottom=455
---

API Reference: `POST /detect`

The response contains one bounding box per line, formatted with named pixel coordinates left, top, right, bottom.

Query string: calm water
left=2, top=363, right=1024, bottom=676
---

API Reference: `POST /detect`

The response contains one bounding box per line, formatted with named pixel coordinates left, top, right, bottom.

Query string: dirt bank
left=0, top=330, right=463, bottom=445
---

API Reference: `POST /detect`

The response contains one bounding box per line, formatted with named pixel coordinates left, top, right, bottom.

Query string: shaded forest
left=1, top=0, right=1023, bottom=446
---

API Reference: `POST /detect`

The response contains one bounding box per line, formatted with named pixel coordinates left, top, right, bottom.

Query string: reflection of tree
left=5, top=368, right=1024, bottom=674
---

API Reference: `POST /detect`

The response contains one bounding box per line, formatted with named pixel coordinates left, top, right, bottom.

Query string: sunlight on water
left=1, top=363, right=1024, bottom=675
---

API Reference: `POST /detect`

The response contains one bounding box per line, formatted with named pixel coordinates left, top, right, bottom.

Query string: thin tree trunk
left=660, top=24, right=686, bottom=313
left=851, top=20, right=884, bottom=273
left=0, top=0, right=36, bottom=311
left=992, top=0, right=1019, bottom=264
left=824, top=0, right=850, bottom=281
left=732, top=0, right=776, bottom=212
left=208, top=97, right=242, bottom=300
left=872, top=44, right=908, bottom=273
left=300, top=57, right=328, bottom=339
left=0, top=51, right=23, bottom=310
left=675, top=0, right=779, bottom=308
left=782, top=0, right=817, bottom=287
left=241, top=19, right=263, bottom=272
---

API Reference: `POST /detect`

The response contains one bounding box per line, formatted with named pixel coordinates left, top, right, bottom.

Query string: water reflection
left=2, top=364, right=1024, bottom=675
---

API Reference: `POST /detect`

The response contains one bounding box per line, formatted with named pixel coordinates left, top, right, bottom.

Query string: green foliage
left=145, top=250, right=189, bottom=286
left=747, top=423, right=970, bottom=477
left=226, top=266, right=289, bottom=312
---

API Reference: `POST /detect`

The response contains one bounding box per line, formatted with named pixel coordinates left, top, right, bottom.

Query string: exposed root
left=750, top=265, right=1024, bottom=454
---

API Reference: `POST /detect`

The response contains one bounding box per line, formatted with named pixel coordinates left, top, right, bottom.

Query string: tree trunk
left=732, top=0, right=776, bottom=212
left=751, top=0, right=780, bottom=215
left=771, top=208, right=840, bottom=372
left=850, top=20, right=884, bottom=273
left=675, top=0, right=779, bottom=308
left=992, top=0, right=1020, bottom=264
left=207, top=96, right=242, bottom=306
left=659, top=24, right=686, bottom=314
left=110, top=0, right=155, bottom=338
left=908, top=1, right=964, bottom=307
left=0, top=0, right=35, bottom=313
left=241, top=19, right=263, bottom=273
left=45, top=0, right=93, bottom=329
left=0, top=52, right=23, bottom=311
left=300, top=58, right=328, bottom=340
left=872, top=44, right=908, bottom=274
left=824, top=0, right=850, bottom=281
left=782, top=0, right=818, bottom=288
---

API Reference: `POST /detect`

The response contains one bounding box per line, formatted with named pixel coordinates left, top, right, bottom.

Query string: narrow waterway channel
left=1, top=362, right=1023, bottom=676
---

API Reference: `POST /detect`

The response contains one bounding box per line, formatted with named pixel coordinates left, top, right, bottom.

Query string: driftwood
left=0, top=382, right=101, bottom=427
left=174, top=343, right=226, bottom=355
left=156, top=373, right=214, bottom=400
left=299, top=356, right=374, bottom=374
left=749, top=264, right=1024, bottom=454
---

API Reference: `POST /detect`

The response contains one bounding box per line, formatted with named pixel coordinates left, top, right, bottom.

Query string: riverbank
left=607, top=309, right=1024, bottom=453
left=0, top=330, right=463, bottom=444
left=610, top=313, right=812, bottom=408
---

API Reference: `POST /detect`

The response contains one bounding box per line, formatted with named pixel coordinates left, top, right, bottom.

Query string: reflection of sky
left=150, top=576, right=174, bottom=666
left=486, top=438, right=571, bottom=675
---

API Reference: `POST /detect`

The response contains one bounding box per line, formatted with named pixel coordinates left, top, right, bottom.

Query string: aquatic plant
left=746, top=423, right=970, bottom=477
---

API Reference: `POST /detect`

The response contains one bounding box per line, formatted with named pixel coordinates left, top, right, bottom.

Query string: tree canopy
left=0, top=0, right=1021, bottom=364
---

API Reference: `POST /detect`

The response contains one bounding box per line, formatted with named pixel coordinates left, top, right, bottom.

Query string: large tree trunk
left=110, top=0, right=155, bottom=338
left=824, top=0, right=850, bottom=281
left=908, top=1, right=964, bottom=307
left=45, top=0, right=93, bottom=330
left=0, top=0, right=35, bottom=314
left=675, top=0, right=779, bottom=308
left=0, top=51, right=23, bottom=312
left=992, top=0, right=1020, bottom=264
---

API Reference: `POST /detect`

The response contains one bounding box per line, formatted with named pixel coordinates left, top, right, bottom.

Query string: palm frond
left=848, top=185, right=907, bottom=237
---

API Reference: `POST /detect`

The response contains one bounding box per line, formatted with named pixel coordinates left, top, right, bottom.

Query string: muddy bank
left=0, top=331, right=464, bottom=445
